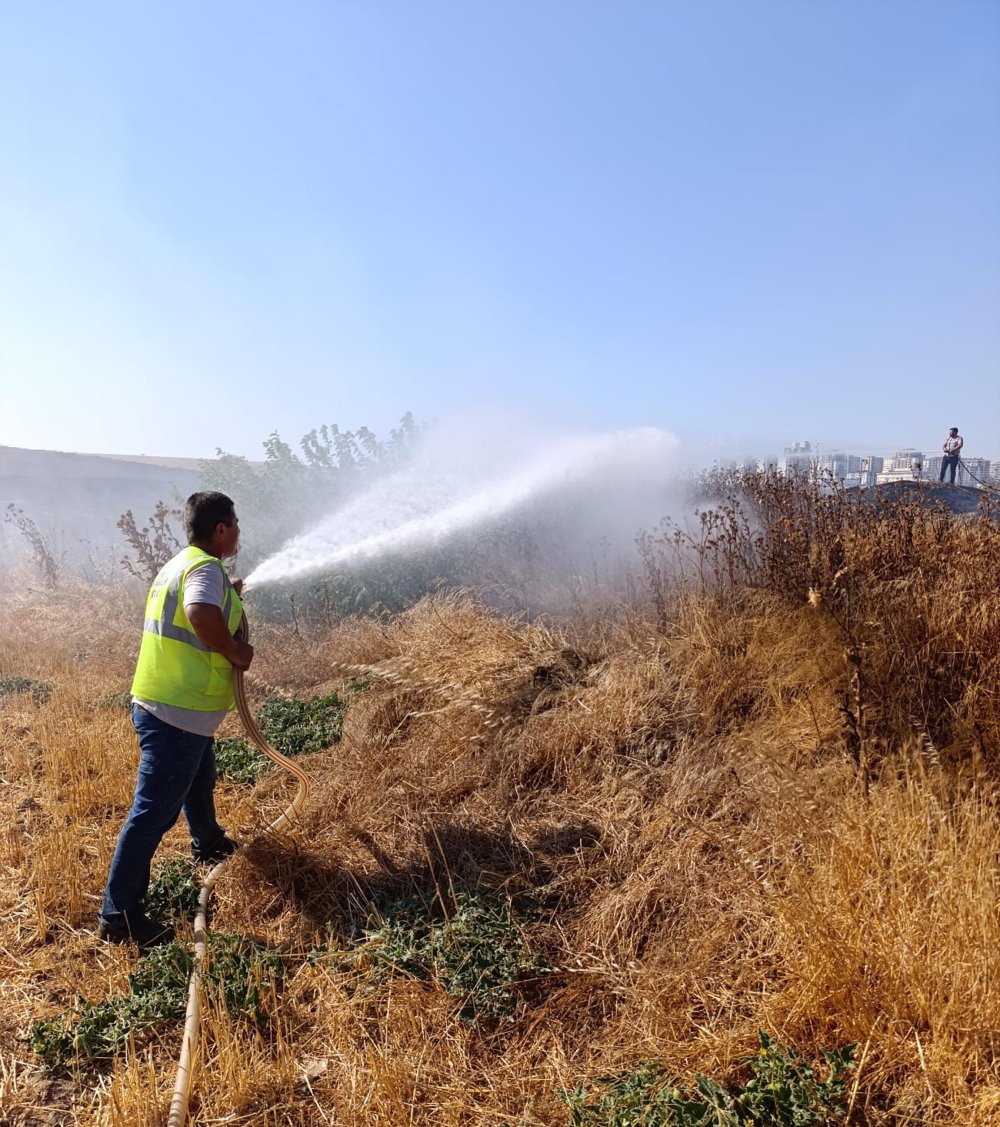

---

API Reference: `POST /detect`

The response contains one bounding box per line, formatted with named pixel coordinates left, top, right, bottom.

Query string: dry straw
left=1, top=473, right=998, bottom=1125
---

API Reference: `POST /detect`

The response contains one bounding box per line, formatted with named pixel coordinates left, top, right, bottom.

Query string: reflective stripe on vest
left=142, top=565, right=235, bottom=652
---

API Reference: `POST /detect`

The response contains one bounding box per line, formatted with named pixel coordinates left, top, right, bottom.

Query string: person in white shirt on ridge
left=940, top=427, right=963, bottom=484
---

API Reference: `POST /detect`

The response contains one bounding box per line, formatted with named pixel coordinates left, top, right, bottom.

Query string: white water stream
left=245, top=426, right=677, bottom=587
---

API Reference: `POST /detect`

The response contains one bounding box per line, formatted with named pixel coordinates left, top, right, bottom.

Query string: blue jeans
left=100, top=704, right=225, bottom=924
left=939, top=453, right=959, bottom=483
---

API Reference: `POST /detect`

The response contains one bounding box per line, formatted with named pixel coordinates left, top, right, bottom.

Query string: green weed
left=738, top=1033, right=855, bottom=1125
left=29, top=941, right=190, bottom=1068
left=357, top=889, right=547, bottom=1023
left=216, top=691, right=350, bottom=784
left=564, top=1063, right=713, bottom=1126
left=145, top=858, right=199, bottom=921
left=28, top=934, right=284, bottom=1069
left=201, top=932, right=284, bottom=1021
left=215, top=735, right=272, bottom=784
left=0, top=674, right=52, bottom=704
left=258, top=691, right=348, bottom=755
left=563, top=1032, right=855, bottom=1126
left=96, top=690, right=133, bottom=711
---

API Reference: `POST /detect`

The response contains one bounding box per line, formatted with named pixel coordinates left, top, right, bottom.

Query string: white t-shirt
left=134, top=559, right=232, bottom=737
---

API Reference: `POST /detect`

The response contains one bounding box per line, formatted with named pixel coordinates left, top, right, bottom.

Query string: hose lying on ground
left=166, top=615, right=310, bottom=1127
left=957, top=456, right=993, bottom=489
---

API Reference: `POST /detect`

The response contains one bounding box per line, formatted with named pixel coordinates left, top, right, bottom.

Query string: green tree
left=199, top=413, right=419, bottom=568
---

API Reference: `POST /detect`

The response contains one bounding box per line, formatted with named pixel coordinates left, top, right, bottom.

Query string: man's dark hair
left=185, top=491, right=236, bottom=544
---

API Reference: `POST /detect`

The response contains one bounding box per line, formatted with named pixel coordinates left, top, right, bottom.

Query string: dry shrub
left=764, top=763, right=1000, bottom=1125
left=214, top=591, right=998, bottom=1124
left=0, top=567, right=144, bottom=688
left=651, top=470, right=1000, bottom=763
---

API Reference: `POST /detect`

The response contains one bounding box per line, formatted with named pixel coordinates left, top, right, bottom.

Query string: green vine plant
left=562, top=1032, right=856, bottom=1127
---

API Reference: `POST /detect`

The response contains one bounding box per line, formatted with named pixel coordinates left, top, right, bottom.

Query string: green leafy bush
left=214, top=691, right=348, bottom=784
left=200, top=414, right=420, bottom=571
left=359, top=889, right=547, bottom=1023
left=0, top=674, right=52, bottom=704
left=96, top=690, right=133, bottom=711
left=29, top=934, right=284, bottom=1068
left=258, top=692, right=348, bottom=756
left=145, top=858, right=199, bottom=921
left=562, top=1032, right=855, bottom=1126
left=738, top=1033, right=855, bottom=1125
left=201, top=932, right=284, bottom=1021
left=215, top=735, right=273, bottom=784
left=29, top=942, right=190, bottom=1067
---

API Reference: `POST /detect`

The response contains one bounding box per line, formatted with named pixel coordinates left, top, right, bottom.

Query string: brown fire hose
left=166, top=614, right=310, bottom=1127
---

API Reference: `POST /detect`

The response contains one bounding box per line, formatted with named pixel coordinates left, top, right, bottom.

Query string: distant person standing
left=98, top=491, right=253, bottom=950
left=940, top=427, right=964, bottom=484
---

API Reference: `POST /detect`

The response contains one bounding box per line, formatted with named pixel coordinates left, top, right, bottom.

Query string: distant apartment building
left=843, top=455, right=884, bottom=489
left=777, top=441, right=812, bottom=474
left=876, top=450, right=925, bottom=484
left=958, top=457, right=993, bottom=487
left=884, top=449, right=924, bottom=473
left=815, top=452, right=864, bottom=479
left=768, top=443, right=886, bottom=487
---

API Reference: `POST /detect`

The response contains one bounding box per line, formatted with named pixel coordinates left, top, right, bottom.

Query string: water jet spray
left=246, top=426, right=678, bottom=589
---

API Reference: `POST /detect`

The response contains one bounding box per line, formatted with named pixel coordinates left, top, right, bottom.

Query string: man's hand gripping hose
left=166, top=614, right=310, bottom=1127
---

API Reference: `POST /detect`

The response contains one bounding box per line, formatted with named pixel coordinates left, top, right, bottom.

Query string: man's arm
left=187, top=603, right=254, bottom=670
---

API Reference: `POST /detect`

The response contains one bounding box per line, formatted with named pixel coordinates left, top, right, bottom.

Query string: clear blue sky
left=2, top=1, right=998, bottom=460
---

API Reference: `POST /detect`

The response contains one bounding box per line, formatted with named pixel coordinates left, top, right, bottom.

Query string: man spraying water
left=98, top=492, right=253, bottom=950
left=940, top=427, right=964, bottom=484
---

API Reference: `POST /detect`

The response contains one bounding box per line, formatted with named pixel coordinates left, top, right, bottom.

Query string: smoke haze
left=245, top=420, right=679, bottom=594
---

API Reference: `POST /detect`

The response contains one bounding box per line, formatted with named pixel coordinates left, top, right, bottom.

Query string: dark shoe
left=192, top=834, right=240, bottom=865
left=98, top=911, right=175, bottom=951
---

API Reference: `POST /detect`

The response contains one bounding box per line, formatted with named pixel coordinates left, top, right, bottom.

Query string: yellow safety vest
left=131, top=546, right=244, bottom=712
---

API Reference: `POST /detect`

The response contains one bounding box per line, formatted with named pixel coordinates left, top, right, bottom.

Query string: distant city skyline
left=751, top=436, right=999, bottom=488
left=773, top=435, right=998, bottom=458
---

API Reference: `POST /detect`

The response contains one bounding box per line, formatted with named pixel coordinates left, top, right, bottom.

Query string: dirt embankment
left=0, top=445, right=199, bottom=569
left=857, top=479, right=993, bottom=516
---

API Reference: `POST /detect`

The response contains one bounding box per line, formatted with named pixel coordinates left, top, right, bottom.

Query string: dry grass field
left=1, top=476, right=998, bottom=1126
